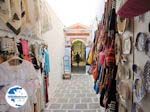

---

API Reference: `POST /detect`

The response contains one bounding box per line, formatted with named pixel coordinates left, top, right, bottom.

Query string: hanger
left=7, top=55, right=23, bottom=66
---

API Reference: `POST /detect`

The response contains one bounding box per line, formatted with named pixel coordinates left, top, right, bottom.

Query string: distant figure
left=75, top=52, right=80, bottom=67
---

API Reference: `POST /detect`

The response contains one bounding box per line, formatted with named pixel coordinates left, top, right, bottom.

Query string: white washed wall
left=42, top=7, right=65, bottom=97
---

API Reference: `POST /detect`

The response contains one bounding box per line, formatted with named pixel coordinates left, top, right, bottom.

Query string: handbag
left=92, top=62, right=99, bottom=81
left=94, top=66, right=103, bottom=94
left=87, top=45, right=94, bottom=65
left=105, top=40, right=115, bottom=67
left=99, top=47, right=105, bottom=65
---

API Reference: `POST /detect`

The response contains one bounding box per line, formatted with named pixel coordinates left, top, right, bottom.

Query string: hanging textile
left=30, top=43, right=40, bottom=70
left=6, top=0, right=22, bottom=35
left=23, top=0, right=40, bottom=26
left=117, top=0, right=150, bottom=18
left=20, top=39, right=30, bottom=61
left=0, top=0, right=11, bottom=23
left=43, top=48, right=50, bottom=75
left=0, top=59, right=40, bottom=112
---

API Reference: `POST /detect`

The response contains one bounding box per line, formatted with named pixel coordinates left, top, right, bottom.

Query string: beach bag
left=87, top=45, right=94, bottom=65
left=99, top=48, right=105, bottom=65
left=92, top=63, right=99, bottom=81
left=105, top=40, right=115, bottom=67
left=94, top=66, right=103, bottom=94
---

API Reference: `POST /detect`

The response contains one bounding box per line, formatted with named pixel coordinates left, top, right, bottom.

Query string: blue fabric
left=94, top=66, right=103, bottom=94
left=44, top=49, right=50, bottom=75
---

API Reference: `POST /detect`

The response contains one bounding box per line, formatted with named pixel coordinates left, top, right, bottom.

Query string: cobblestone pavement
left=44, top=74, right=105, bottom=112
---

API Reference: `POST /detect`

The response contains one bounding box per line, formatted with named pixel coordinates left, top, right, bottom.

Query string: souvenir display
left=0, top=0, right=50, bottom=111
left=87, top=0, right=150, bottom=111
left=0, top=36, right=49, bottom=111
left=135, top=32, right=147, bottom=52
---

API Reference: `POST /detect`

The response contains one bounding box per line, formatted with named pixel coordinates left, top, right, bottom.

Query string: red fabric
left=99, top=51, right=105, bottom=65
left=20, top=39, right=31, bottom=61
left=92, top=64, right=99, bottom=81
left=117, top=0, right=150, bottom=18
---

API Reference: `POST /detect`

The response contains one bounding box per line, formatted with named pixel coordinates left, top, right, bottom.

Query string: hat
left=117, top=16, right=128, bottom=34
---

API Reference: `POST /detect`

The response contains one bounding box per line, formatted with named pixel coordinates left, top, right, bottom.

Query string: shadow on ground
left=71, top=66, right=86, bottom=74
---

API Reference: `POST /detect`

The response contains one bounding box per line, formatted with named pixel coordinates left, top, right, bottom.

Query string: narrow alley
left=44, top=75, right=104, bottom=112
left=0, top=0, right=150, bottom=112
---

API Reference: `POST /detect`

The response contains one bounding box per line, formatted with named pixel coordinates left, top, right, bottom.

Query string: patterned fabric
left=0, top=37, right=15, bottom=54
left=6, top=0, right=22, bottom=35
left=20, top=39, right=30, bottom=61
left=143, top=61, right=150, bottom=93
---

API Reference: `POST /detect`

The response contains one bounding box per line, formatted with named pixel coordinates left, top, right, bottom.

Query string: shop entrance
left=71, top=40, right=86, bottom=73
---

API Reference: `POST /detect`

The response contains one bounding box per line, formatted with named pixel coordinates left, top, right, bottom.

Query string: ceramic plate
left=135, top=33, right=147, bottom=52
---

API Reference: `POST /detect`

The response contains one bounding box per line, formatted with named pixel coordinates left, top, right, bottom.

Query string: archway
left=71, top=40, right=86, bottom=73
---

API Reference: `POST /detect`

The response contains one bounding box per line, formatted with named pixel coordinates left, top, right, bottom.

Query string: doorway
left=71, top=40, right=86, bottom=73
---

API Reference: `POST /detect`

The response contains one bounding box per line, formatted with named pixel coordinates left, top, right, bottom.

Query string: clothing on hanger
left=0, top=59, right=40, bottom=112
left=42, top=48, right=50, bottom=75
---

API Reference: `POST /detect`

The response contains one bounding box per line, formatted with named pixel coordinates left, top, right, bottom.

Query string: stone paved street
left=44, top=74, right=105, bottom=112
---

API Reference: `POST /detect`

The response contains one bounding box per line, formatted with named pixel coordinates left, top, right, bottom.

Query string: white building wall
left=42, top=7, right=65, bottom=97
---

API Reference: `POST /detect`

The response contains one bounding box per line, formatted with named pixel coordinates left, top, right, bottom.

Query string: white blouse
left=0, top=60, right=40, bottom=112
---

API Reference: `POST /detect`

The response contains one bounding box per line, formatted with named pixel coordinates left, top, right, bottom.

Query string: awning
left=117, top=0, right=150, bottom=18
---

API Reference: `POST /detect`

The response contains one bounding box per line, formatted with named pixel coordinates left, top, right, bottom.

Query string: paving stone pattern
left=44, top=74, right=105, bottom=112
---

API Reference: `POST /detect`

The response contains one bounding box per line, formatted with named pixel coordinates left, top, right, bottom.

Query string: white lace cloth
left=0, top=60, right=40, bottom=112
